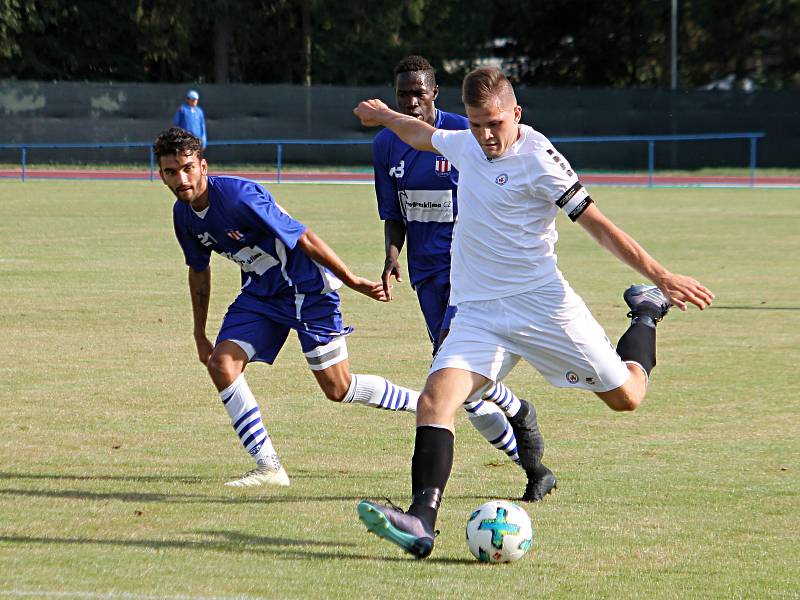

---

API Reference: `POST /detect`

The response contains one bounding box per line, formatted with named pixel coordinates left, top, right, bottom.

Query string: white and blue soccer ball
left=465, top=500, right=533, bottom=563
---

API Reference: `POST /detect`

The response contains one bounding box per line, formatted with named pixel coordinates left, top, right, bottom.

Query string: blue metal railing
left=0, top=132, right=766, bottom=186
left=547, top=132, right=766, bottom=187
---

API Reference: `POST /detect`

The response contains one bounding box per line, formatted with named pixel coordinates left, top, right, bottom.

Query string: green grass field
left=1, top=181, right=798, bottom=599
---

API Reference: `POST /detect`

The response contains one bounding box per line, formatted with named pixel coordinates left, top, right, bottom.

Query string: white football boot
left=224, top=457, right=290, bottom=487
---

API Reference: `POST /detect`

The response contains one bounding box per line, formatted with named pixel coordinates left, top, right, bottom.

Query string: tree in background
left=490, top=1, right=672, bottom=87
left=1, top=0, right=146, bottom=80
left=0, top=0, right=798, bottom=89
left=681, top=0, right=800, bottom=89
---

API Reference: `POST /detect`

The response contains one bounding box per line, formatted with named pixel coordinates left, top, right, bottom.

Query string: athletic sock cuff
left=219, top=373, right=246, bottom=401
left=616, top=322, right=657, bottom=375
left=341, top=374, right=358, bottom=403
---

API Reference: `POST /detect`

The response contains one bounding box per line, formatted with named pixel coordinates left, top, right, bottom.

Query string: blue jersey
left=173, top=103, right=207, bottom=148
left=173, top=176, right=342, bottom=298
left=372, top=109, right=466, bottom=287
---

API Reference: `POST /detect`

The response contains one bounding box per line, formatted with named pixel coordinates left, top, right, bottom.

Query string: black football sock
left=408, top=425, right=454, bottom=530
left=616, top=321, right=657, bottom=376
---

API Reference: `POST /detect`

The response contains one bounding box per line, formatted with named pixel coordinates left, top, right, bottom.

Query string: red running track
left=1, top=168, right=799, bottom=187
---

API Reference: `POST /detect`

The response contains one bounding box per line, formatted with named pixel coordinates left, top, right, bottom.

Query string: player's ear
left=514, top=105, right=522, bottom=123
left=200, top=158, right=208, bottom=175
left=432, top=85, right=439, bottom=100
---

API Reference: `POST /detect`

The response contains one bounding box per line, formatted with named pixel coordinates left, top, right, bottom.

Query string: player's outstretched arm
left=188, top=266, right=214, bottom=364
left=354, top=99, right=437, bottom=153
left=576, top=203, right=714, bottom=311
left=296, top=228, right=389, bottom=302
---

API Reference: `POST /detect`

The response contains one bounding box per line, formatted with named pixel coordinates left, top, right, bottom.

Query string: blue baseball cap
left=186, top=90, right=199, bottom=100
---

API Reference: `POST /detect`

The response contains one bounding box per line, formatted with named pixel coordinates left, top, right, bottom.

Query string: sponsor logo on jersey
left=435, top=155, right=451, bottom=177
left=495, top=173, right=509, bottom=186
left=220, top=245, right=280, bottom=275
left=585, top=376, right=596, bottom=385
left=226, top=229, right=244, bottom=241
left=389, top=160, right=405, bottom=179
left=566, top=371, right=579, bottom=384
left=399, top=190, right=455, bottom=223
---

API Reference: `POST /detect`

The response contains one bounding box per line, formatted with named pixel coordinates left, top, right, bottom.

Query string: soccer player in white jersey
left=353, top=67, right=714, bottom=559
left=154, top=127, right=423, bottom=488
left=372, top=55, right=556, bottom=502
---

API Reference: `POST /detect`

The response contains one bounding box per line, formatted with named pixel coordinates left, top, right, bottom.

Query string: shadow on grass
left=0, top=487, right=365, bottom=504
left=0, top=486, right=499, bottom=506
left=0, top=471, right=204, bottom=484
left=711, top=305, right=800, bottom=310
left=0, top=532, right=475, bottom=564
left=0, top=470, right=397, bottom=485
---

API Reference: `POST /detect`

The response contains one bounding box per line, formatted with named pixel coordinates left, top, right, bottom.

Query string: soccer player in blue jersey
left=371, top=56, right=556, bottom=502
left=154, top=127, right=422, bottom=487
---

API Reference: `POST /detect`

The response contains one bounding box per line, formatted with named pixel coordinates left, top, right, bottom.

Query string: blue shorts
left=216, top=290, right=353, bottom=364
left=414, top=270, right=450, bottom=350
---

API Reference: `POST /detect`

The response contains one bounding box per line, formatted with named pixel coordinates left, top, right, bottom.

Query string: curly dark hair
left=153, top=127, right=203, bottom=164
left=393, top=55, right=436, bottom=86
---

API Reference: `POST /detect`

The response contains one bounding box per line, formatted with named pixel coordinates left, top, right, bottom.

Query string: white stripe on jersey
left=313, top=261, right=343, bottom=294
left=294, top=293, right=305, bottom=320
left=273, top=238, right=294, bottom=286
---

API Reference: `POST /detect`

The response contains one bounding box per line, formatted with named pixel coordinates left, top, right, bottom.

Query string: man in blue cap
left=173, top=89, right=207, bottom=149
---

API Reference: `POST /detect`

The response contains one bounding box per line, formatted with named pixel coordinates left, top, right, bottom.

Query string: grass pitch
left=0, top=180, right=798, bottom=599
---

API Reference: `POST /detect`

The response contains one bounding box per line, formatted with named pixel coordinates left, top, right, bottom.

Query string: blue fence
left=0, top=132, right=766, bottom=186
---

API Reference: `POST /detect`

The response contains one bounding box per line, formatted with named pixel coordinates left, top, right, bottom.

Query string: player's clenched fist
left=354, top=99, right=390, bottom=127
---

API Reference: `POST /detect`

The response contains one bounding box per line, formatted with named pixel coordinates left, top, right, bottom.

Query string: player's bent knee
left=418, top=392, right=436, bottom=413
left=417, top=391, right=460, bottom=424
left=322, top=384, right=349, bottom=402
left=206, top=353, right=238, bottom=380
left=312, top=368, right=352, bottom=403
left=596, top=387, right=642, bottom=412
left=612, top=396, right=641, bottom=412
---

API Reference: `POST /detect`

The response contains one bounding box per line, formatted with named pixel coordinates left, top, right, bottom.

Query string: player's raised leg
left=358, top=367, right=481, bottom=559
left=596, top=284, right=672, bottom=411
left=206, top=340, right=290, bottom=487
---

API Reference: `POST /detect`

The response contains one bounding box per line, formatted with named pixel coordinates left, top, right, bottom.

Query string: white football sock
left=218, top=374, right=277, bottom=464
left=342, top=374, right=418, bottom=412
left=463, top=399, right=520, bottom=465
left=482, top=382, right=522, bottom=417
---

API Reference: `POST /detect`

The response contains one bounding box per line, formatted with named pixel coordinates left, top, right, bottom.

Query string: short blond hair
left=462, top=67, right=516, bottom=109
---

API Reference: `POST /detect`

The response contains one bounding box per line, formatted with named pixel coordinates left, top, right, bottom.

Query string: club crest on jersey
left=435, top=156, right=451, bottom=177
left=566, top=371, right=579, bottom=384
left=226, top=229, right=245, bottom=241
left=495, top=173, right=509, bottom=186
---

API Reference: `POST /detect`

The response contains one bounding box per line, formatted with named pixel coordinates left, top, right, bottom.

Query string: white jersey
left=431, top=124, right=592, bottom=304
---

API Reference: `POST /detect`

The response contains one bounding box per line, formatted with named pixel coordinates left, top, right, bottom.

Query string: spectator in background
left=173, top=90, right=207, bottom=149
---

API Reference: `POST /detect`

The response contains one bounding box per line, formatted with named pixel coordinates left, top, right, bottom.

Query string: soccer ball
left=465, top=500, right=533, bottom=563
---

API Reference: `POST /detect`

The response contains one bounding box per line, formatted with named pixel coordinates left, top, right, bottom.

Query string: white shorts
left=431, top=275, right=630, bottom=392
